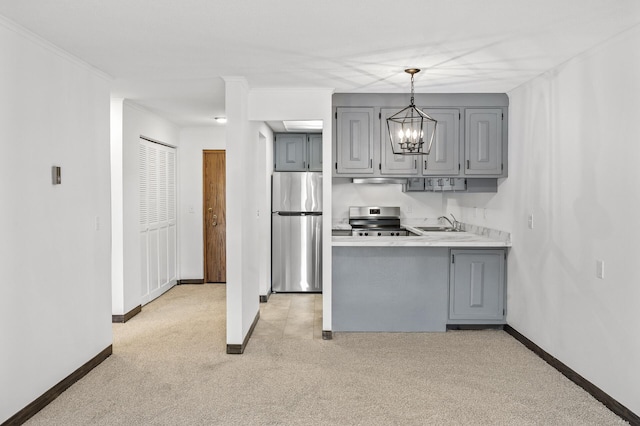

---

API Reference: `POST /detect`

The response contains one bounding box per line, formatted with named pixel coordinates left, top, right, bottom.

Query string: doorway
left=203, top=150, right=226, bottom=283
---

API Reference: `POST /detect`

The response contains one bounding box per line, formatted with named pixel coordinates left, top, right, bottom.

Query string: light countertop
left=331, top=224, right=511, bottom=248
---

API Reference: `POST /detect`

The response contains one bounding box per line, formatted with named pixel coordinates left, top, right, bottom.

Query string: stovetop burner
left=349, top=206, right=408, bottom=237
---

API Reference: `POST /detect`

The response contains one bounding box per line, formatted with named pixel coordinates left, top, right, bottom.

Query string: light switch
left=596, top=260, right=604, bottom=279
left=52, top=166, right=61, bottom=185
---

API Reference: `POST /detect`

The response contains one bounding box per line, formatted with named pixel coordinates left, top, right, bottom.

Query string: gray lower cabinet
left=275, top=133, right=322, bottom=171
left=449, top=249, right=506, bottom=323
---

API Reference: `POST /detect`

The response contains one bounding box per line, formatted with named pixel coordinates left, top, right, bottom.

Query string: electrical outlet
left=528, top=214, right=534, bottom=229
left=596, top=260, right=605, bottom=279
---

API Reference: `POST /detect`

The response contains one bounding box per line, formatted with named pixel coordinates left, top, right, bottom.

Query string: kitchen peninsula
left=332, top=225, right=510, bottom=332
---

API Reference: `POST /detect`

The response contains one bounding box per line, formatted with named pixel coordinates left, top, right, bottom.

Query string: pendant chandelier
left=386, top=68, right=437, bottom=155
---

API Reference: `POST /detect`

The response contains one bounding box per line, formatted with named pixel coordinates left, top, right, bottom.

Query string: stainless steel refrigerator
left=272, top=172, right=322, bottom=292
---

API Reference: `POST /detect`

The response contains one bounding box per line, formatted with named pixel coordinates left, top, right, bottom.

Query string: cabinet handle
left=467, top=160, right=470, bottom=169
left=370, top=158, right=372, bottom=168
left=414, top=159, right=417, bottom=169
left=303, top=161, right=306, bottom=169
left=424, top=160, right=427, bottom=170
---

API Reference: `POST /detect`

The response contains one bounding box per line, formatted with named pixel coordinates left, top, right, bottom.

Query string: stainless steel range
left=349, top=206, right=409, bottom=237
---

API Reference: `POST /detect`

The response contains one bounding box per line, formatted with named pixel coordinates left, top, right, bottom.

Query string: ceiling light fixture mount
left=386, top=68, right=437, bottom=155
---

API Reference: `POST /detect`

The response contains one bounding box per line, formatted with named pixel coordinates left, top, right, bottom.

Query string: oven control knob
left=377, top=232, right=381, bottom=236
left=364, top=232, right=368, bottom=236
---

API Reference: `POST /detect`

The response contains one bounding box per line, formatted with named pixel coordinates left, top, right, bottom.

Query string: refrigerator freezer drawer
left=272, top=213, right=322, bottom=292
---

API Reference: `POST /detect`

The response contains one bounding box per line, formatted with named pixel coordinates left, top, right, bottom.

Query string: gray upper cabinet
left=308, top=134, right=323, bottom=171
left=421, top=108, right=460, bottom=176
left=275, top=133, right=322, bottom=171
left=380, top=108, right=419, bottom=175
left=464, top=108, right=503, bottom=176
left=336, top=107, right=374, bottom=174
left=449, top=249, right=505, bottom=322
left=332, top=95, right=508, bottom=182
left=275, top=133, right=306, bottom=171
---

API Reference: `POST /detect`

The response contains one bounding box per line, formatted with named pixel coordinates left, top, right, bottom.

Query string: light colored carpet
left=25, top=285, right=626, bottom=425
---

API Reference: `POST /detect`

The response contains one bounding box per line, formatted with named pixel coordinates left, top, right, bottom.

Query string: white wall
left=332, top=179, right=445, bottom=225
left=111, top=101, right=180, bottom=315
left=0, top=19, right=112, bottom=422
left=249, top=88, right=334, bottom=330
left=253, top=124, right=274, bottom=297
left=225, top=77, right=259, bottom=345
left=447, top=27, right=640, bottom=415
left=178, top=127, right=226, bottom=279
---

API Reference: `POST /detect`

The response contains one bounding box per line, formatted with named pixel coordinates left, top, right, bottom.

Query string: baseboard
left=259, top=293, right=271, bottom=303
left=2, top=345, right=112, bottom=426
left=226, top=311, right=260, bottom=355
left=447, top=324, right=504, bottom=330
left=322, top=330, right=333, bottom=340
left=111, top=305, right=141, bottom=323
left=504, top=325, right=639, bottom=425
left=177, top=279, right=205, bottom=285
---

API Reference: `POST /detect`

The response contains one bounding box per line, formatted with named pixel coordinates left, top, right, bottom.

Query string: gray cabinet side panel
left=332, top=247, right=449, bottom=332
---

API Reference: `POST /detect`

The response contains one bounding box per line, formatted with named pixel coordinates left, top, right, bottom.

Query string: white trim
left=0, top=14, right=112, bottom=81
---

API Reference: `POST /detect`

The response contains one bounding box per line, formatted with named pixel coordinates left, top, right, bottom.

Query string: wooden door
left=203, top=150, right=226, bottom=283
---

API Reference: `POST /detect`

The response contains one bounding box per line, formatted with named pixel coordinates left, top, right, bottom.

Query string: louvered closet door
left=139, top=138, right=177, bottom=305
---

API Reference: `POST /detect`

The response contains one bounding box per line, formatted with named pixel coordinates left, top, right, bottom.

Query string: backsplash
left=460, top=223, right=511, bottom=244
left=332, top=178, right=444, bottom=222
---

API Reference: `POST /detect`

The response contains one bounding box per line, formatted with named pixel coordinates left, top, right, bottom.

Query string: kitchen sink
left=416, top=226, right=461, bottom=232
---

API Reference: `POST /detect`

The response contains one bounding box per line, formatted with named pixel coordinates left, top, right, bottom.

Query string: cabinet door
left=380, top=108, right=419, bottom=175
left=275, top=133, right=307, bottom=171
left=449, top=249, right=505, bottom=320
left=336, top=107, right=374, bottom=174
left=464, top=109, right=503, bottom=176
left=308, top=134, right=323, bottom=171
left=421, top=109, right=460, bottom=176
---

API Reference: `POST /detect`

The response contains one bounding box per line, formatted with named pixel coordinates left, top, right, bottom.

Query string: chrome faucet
left=438, top=214, right=461, bottom=230
left=438, top=216, right=454, bottom=228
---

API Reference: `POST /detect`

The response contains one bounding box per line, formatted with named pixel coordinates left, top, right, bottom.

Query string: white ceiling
left=1, top=0, right=639, bottom=127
